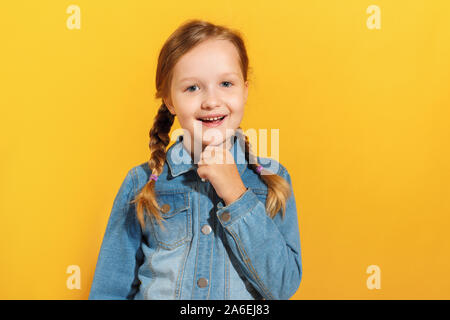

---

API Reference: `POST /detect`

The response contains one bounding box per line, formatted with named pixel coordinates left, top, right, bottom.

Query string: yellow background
left=1, top=0, right=449, bottom=299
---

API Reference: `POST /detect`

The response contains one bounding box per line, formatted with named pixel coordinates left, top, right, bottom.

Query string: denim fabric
left=89, top=130, right=302, bottom=300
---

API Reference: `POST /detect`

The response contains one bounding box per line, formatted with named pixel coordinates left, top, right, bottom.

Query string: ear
left=163, top=96, right=176, bottom=115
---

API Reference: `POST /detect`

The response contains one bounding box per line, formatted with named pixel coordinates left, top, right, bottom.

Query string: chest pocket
left=150, top=190, right=192, bottom=250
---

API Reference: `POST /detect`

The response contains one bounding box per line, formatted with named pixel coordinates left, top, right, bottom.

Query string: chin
left=202, top=138, right=224, bottom=147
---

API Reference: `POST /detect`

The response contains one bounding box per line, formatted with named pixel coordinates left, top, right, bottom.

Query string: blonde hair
left=131, top=19, right=292, bottom=230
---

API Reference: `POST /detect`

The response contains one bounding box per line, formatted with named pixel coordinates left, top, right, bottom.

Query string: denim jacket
left=89, top=130, right=302, bottom=300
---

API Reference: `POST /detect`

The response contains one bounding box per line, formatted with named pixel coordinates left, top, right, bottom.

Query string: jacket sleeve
left=216, top=165, right=302, bottom=300
left=89, top=168, right=144, bottom=300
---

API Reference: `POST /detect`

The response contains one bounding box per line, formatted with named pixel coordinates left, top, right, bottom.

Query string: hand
left=197, top=145, right=247, bottom=206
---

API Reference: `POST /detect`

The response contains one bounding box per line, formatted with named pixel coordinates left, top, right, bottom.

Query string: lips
left=197, top=114, right=228, bottom=127
left=197, top=114, right=227, bottom=121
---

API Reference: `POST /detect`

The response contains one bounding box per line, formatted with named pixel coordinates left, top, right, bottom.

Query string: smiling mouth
left=198, top=115, right=226, bottom=122
left=197, top=115, right=227, bottom=127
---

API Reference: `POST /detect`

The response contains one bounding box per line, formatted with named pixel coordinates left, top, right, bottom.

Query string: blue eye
left=186, top=85, right=198, bottom=92
left=185, top=81, right=233, bottom=92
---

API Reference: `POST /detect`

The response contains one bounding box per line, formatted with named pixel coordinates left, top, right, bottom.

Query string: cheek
left=229, top=102, right=245, bottom=120
left=229, top=112, right=244, bottom=127
left=229, top=94, right=246, bottom=110
left=171, top=96, right=196, bottom=120
left=177, top=114, right=197, bottom=132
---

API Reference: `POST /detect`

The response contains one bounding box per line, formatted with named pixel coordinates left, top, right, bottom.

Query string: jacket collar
left=166, top=129, right=248, bottom=178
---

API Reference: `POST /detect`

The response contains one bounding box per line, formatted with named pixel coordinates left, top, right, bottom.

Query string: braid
left=240, top=128, right=292, bottom=219
left=131, top=103, right=174, bottom=230
left=148, top=104, right=175, bottom=176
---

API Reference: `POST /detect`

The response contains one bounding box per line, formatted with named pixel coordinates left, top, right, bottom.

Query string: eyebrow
left=178, top=72, right=240, bottom=83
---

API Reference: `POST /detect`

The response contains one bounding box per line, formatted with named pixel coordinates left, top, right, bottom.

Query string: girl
left=89, top=19, right=302, bottom=300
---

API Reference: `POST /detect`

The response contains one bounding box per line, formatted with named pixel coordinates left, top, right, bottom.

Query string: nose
left=201, top=86, right=222, bottom=110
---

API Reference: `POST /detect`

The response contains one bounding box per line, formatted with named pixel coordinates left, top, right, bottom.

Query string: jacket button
left=201, top=224, right=212, bottom=235
left=197, top=278, right=208, bottom=288
left=221, top=211, right=231, bottom=222
left=161, top=204, right=171, bottom=213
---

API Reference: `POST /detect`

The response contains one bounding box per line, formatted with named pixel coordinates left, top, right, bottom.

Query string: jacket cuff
left=216, top=188, right=261, bottom=227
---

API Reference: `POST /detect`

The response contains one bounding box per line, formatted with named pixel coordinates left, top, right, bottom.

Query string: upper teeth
left=202, top=116, right=223, bottom=120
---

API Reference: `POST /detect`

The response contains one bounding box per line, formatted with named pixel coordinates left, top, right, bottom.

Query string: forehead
left=172, top=39, right=242, bottom=81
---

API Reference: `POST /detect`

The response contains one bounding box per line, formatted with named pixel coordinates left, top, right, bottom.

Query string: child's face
left=165, top=39, right=249, bottom=150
